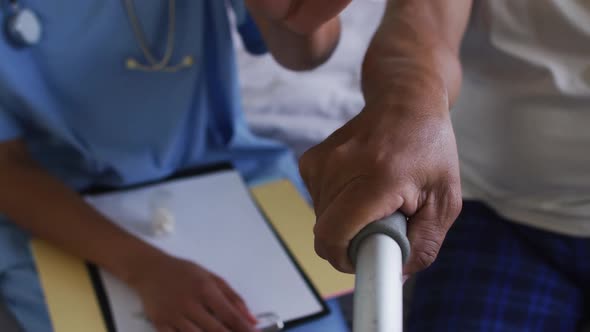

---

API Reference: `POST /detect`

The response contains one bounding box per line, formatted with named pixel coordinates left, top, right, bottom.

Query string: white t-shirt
left=453, top=0, right=590, bottom=236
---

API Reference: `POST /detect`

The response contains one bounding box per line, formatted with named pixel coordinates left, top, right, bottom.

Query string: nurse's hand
left=298, top=97, right=462, bottom=275
left=131, top=254, right=258, bottom=332
left=245, top=0, right=351, bottom=34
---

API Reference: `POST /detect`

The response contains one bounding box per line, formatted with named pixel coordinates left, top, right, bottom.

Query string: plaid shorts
left=406, top=201, right=590, bottom=332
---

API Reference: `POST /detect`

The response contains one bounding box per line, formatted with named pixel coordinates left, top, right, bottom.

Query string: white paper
left=86, top=170, right=323, bottom=332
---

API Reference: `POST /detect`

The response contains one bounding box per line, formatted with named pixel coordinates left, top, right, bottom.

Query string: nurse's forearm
left=250, top=11, right=341, bottom=71
left=0, top=139, right=164, bottom=286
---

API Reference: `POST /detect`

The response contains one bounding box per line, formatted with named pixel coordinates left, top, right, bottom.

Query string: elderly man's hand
left=299, top=95, right=462, bottom=275
left=245, top=0, right=351, bottom=34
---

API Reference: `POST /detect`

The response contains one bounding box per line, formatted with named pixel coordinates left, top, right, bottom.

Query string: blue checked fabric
left=407, top=201, right=589, bottom=332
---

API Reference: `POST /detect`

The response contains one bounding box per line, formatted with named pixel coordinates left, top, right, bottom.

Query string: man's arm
left=299, top=0, right=473, bottom=274
left=245, top=1, right=351, bottom=71
left=363, top=0, right=472, bottom=106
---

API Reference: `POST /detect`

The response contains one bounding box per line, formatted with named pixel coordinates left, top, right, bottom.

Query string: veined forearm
left=362, top=0, right=471, bottom=108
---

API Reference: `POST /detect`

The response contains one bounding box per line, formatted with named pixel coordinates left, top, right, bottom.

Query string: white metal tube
left=353, top=233, right=403, bottom=332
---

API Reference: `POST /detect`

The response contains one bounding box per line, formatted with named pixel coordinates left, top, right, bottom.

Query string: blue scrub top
left=0, top=0, right=299, bottom=190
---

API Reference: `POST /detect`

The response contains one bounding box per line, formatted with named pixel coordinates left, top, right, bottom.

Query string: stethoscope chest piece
left=5, top=6, right=41, bottom=47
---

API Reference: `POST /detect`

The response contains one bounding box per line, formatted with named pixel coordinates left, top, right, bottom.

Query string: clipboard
left=33, top=163, right=331, bottom=332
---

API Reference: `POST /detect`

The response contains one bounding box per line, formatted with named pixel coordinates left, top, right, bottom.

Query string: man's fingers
left=314, top=178, right=406, bottom=273
left=299, top=146, right=325, bottom=212
left=403, top=187, right=461, bottom=275
left=299, top=113, right=365, bottom=213
left=404, top=208, right=444, bottom=275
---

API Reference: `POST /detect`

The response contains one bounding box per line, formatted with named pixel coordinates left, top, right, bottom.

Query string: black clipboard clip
left=256, top=312, right=284, bottom=332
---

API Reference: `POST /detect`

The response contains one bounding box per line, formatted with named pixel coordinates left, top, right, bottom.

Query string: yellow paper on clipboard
left=251, top=180, right=354, bottom=298
left=31, top=240, right=108, bottom=332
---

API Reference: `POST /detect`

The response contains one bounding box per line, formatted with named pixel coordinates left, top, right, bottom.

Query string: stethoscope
left=3, top=0, right=193, bottom=72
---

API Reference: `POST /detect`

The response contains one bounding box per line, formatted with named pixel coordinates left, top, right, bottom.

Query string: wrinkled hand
left=299, top=98, right=462, bottom=275
left=245, top=0, right=351, bottom=34
left=131, top=255, right=258, bottom=332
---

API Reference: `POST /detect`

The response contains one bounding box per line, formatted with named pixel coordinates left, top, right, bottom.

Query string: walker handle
left=348, top=212, right=409, bottom=332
